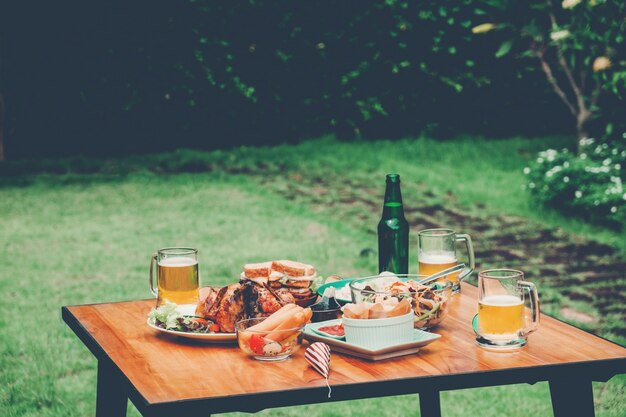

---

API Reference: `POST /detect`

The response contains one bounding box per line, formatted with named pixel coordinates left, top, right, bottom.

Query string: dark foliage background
left=0, top=1, right=607, bottom=158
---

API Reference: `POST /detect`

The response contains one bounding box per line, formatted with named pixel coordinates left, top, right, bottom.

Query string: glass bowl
left=235, top=317, right=304, bottom=361
left=349, top=274, right=452, bottom=330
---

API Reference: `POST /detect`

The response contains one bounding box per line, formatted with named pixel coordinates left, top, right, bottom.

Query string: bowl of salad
left=349, top=273, right=452, bottom=330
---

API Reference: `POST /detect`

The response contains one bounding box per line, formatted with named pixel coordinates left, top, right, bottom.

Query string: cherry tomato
left=249, top=334, right=266, bottom=355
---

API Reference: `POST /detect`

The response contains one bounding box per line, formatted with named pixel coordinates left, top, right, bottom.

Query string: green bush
left=525, top=135, right=626, bottom=226
left=4, top=1, right=625, bottom=157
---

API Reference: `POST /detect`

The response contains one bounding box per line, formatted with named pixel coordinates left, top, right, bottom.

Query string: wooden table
left=62, top=283, right=626, bottom=417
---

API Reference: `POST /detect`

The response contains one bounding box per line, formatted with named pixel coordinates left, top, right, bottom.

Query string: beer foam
left=419, top=252, right=456, bottom=264
left=480, top=294, right=523, bottom=307
left=158, top=256, right=198, bottom=267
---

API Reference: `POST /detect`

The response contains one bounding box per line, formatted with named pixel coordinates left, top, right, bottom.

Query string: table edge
left=142, top=357, right=626, bottom=415
left=61, top=305, right=153, bottom=412
left=61, top=300, right=626, bottom=415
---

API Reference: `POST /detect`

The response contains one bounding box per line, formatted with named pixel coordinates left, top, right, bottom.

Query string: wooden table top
left=63, top=283, right=626, bottom=415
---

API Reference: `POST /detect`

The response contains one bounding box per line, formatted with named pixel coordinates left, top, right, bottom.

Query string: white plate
left=304, top=319, right=441, bottom=361
left=147, top=318, right=237, bottom=343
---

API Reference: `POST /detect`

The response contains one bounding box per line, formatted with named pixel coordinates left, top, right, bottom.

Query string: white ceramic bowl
left=342, top=311, right=414, bottom=349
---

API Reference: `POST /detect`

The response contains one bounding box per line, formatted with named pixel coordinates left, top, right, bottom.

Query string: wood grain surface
left=63, top=283, right=626, bottom=410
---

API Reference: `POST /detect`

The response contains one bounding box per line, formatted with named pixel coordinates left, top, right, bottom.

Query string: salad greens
left=148, top=302, right=216, bottom=333
left=149, top=302, right=183, bottom=329
left=310, top=275, right=325, bottom=293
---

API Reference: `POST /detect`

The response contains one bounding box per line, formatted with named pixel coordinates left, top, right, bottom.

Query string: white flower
left=615, top=164, right=621, bottom=170
left=594, top=200, right=600, bottom=206
left=537, top=157, right=544, bottom=163
left=580, top=153, right=587, bottom=160
left=540, top=149, right=558, bottom=162
left=610, top=206, right=617, bottom=213
left=623, top=192, right=626, bottom=201
left=550, top=30, right=571, bottom=41
left=563, top=176, right=570, bottom=183
left=545, top=166, right=563, bottom=178
left=529, top=182, right=536, bottom=189
left=575, top=191, right=583, bottom=198
left=612, top=149, right=618, bottom=155
left=523, top=167, right=531, bottom=175
left=579, top=137, right=594, bottom=147
left=563, top=161, right=570, bottom=168
left=603, top=158, right=612, bottom=166
left=562, top=0, right=581, bottom=9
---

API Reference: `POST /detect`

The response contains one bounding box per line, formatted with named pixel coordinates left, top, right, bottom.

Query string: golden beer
left=418, top=253, right=459, bottom=283
left=157, top=257, right=199, bottom=306
left=478, top=294, right=524, bottom=338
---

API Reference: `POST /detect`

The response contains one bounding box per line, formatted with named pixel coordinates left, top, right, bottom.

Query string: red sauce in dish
left=318, top=323, right=345, bottom=337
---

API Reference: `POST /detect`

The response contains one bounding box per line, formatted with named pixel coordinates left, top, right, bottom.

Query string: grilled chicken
left=268, top=286, right=295, bottom=308
left=196, top=280, right=295, bottom=332
left=195, top=286, right=220, bottom=318
left=253, top=283, right=289, bottom=316
left=215, top=283, right=246, bottom=332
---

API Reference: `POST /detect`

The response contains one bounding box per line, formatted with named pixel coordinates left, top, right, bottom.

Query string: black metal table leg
left=96, top=358, right=128, bottom=417
left=549, top=378, right=595, bottom=417
left=419, top=389, right=442, bottom=417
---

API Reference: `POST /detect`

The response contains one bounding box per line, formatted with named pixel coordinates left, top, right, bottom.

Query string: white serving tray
left=303, top=319, right=441, bottom=361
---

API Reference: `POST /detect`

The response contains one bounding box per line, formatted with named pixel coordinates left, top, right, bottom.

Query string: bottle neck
left=382, top=179, right=405, bottom=219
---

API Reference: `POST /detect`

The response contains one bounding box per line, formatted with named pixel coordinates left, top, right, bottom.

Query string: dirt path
left=257, top=172, right=626, bottom=342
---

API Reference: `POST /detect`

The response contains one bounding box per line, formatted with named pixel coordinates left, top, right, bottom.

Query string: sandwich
left=271, top=260, right=316, bottom=277
left=271, top=260, right=316, bottom=302
left=241, top=261, right=273, bottom=285
left=240, top=259, right=318, bottom=306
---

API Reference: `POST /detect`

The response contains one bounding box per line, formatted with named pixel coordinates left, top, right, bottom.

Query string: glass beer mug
left=417, top=228, right=475, bottom=293
left=475, top=269, right=540, bottom=349
left=149, top=247, right=200, bottom=310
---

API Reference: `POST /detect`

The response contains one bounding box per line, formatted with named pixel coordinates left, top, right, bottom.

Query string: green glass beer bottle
left=378, top=174, right=409, bottom=274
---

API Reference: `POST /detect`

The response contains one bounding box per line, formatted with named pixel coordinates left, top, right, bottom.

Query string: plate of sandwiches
left=241, top=260, right=319, bottom=307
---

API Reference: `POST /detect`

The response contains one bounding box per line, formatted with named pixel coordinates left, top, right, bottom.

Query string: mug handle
left=456, top=234, right=475, bottom=281
left=519, top=280, right=540, bottom=335
left=149, top=253, right=158, bottom=298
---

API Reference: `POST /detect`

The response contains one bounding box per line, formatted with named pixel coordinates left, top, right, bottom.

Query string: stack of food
left=241, top=260, right=318, bottom=306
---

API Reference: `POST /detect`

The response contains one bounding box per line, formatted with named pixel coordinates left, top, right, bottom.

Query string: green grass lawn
left=0, top=136, right=624, bottom=417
